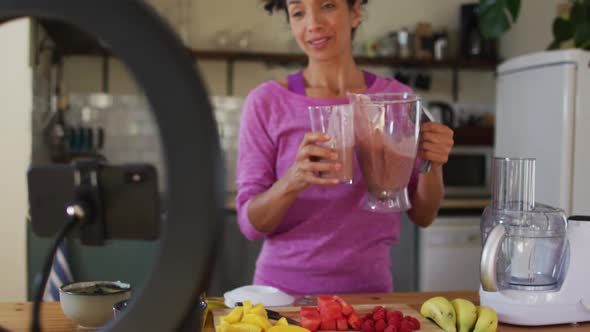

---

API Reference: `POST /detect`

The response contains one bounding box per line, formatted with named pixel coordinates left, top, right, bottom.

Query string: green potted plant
left=478, top=0, right=590, bottom=50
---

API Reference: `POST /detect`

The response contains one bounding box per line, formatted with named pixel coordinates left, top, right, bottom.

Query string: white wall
left=501, top=0, right=564, bottom=59
left=59, top=0, right=565, bottom=107
left=61, top=1, right=497, bottom=105
left=0, top=18, right=31, bottom=301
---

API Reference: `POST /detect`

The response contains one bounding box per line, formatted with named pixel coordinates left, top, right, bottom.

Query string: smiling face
left=286, top=0, right=361, bottom=61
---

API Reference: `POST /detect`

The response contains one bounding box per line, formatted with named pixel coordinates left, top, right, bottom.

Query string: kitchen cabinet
left=26, top=211, right=250, bottom=299
left=390, top=213, right=419, bottom=292
left=206, top=210, right=263, bottom=296
left=207, top=211, right=421, bottom=295
left=419, top=215, right=482, bottom=291
left=26, top=223, right=159, bottom=300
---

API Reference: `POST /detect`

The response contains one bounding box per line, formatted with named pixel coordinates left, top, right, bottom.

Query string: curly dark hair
left=263, top=0, right=368, bottom=14
left=262, top=0, right=369, bottom=38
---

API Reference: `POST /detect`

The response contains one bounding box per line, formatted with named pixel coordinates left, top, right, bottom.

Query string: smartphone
left=27, top=162, right=161, bottom=242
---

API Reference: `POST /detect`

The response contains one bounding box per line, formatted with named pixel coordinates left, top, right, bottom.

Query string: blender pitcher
left=348, top=92, right=421, bottom=212
left=480, top=157, right=568, bottom=291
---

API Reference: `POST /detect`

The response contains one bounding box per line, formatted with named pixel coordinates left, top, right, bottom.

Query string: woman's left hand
left=419, top=122, right=454, bottom=167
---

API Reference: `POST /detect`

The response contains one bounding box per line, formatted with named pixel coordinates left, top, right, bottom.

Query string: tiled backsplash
left=212, top=96, right=244, bottom=193
left=32, top=93, right=244, bottom=194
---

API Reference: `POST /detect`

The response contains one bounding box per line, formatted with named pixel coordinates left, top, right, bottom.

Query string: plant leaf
left=574, top=22, right=590, bottom=47
left=478, top=0, right=521, bottom=39
left=479, top=0, right=511, bottom=39
left=478, top=0, right=505, bottom=14
left=547, top=39, right=562, bottom=50
left=506, top=0, right=521, bottom=21
left=570, top=1, right=588, bottom=26
left=553, top=17, right=574, bottom=41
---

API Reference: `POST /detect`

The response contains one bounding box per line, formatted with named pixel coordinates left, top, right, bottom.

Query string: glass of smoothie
left=348, top=92, right=422, bottom=212
left=308, top=104, right=355, bottom=184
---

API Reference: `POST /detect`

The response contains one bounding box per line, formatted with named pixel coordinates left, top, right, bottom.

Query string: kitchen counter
left=224, top=192, right=490, bottom=212
left=1, top=291, right=588, bottom=331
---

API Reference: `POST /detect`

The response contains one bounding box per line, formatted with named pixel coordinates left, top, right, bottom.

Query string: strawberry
left=365, top=313, right=374, bottom=320
left=374, top=319, right=387, bottom=332
left=387, top=317, right=401, bottom=329
left=387, top=311, right=403, bottom=321
left=372, top=310, right=386, bottom=321
left=361, top=323, right=376, bottom=332
left=372, top=306, right=386, bottom=313
left=403, top=316, right=420, bottom=330
left=384, top=326, right=398, bottom=332
left=399, top=320, right=413, bottom=332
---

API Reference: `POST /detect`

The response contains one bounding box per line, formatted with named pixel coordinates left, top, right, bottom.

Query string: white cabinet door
left=419, top=216, right=482, bottom=291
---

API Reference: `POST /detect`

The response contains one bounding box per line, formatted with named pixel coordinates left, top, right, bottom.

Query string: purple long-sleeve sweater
left=235, top=74, right=419, bottom=295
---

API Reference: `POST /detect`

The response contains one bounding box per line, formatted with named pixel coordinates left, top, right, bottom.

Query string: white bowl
left=59, top=280, right=131, bottom=329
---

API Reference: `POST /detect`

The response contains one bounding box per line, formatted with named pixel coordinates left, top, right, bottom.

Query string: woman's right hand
left=279, top=132, right=342, bottom=194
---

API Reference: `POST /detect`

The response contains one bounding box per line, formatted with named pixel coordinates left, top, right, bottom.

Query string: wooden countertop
left=224, top=192, right=490, bottom=211
left=1, top=291, right=588, bottom=331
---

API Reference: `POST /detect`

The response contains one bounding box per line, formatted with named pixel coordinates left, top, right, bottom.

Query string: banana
left=473, top=306, right=498, bottom=332
left=420, top=296, right=457, bottom=332
left=451, top=298, right=477, bottom=332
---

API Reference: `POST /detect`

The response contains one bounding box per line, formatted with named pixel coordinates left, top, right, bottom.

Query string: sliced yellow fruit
left=242, top=314, right=272, bottom=331
left=217, top=320, right=230, bottom=332
left=227, top=322, right=262, bottom=332
left=275, top=317, right=289, bottom=327
left=243, top=300, right=253, bottom=314
left=250, top=303, right=268, bottom=319
left=221, top=306, right=244, bottom=324
left=267, top=326, right=310, bottom=332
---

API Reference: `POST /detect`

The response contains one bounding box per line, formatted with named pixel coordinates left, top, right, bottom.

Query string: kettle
left=427, top=101, right=455, bottom=128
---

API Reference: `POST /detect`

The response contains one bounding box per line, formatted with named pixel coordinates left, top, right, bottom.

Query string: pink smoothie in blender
left=349, top=92, right=421, bottom=212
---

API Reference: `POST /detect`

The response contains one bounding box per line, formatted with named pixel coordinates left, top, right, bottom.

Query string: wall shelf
left=30, top=19, right=500, bottom=99
left=191, top=49, right=499, bottom=70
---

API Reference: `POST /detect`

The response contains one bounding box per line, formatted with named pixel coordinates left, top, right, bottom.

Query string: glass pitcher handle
left=480, top=224, right=506, bottom=292
left=419, top=107, right=434, bottom=173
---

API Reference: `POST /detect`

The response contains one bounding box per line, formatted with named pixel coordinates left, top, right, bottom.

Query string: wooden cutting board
left=211, top=303, right=442, bottom=331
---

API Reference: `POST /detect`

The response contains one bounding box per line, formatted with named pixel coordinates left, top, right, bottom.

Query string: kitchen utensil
left=427, top=101, right=455, bottom=128
left=308, top=104, right=355, bottom=184
left=348, top=92, right=421, bottom=212
left=396, top=28, right=411, bottom=59
left=419, top=107, right=434, bottom=174
left=211, top=303, right=441, bottom=331
left=479, top=157, right=590, bottom=326
left=433, top=31, right=449, bottom=61
left=413, top=22, right=433, bottom=60
left=414, top=73, right=431, bottom=91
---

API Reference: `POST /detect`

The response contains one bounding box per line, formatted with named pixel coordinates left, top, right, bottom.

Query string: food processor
left=479, top=157, right=590, bottom=325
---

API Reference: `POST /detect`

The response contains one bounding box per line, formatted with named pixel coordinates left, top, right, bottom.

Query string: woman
left=236, top=0, right=454, bottom=294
